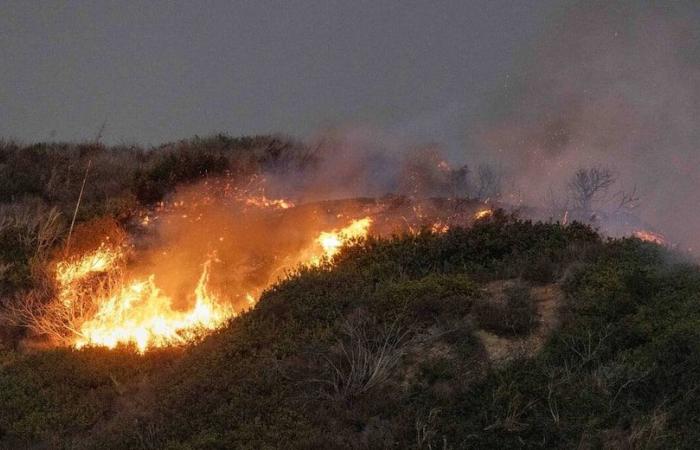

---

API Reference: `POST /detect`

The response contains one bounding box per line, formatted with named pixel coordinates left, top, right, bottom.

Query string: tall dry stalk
left=65, top=159, right=91, bottom=255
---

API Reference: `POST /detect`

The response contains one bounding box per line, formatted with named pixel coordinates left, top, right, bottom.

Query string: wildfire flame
left=55, top=245, right=233, bottom=353
left=55, top=245, right=120, bottom=287
left=313, top=217, right=372, bottom=264
left=474, top=209, right=493, bottom=220
left=633, top=230, right=667, bottom=245
left=52, top=216, right=372, bottom=353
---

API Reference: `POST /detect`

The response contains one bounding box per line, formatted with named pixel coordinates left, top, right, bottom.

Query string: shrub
left=133, top=150, right=229, bottom=204
left=474, top=282, right=538, bottom=336
left=318, top=311, right=412, bottom=400
left=0, top=202, right=62, bottom=296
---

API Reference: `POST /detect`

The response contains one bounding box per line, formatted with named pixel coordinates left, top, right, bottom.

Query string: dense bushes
left=131, top=220, right=700, bottom=449
left=0, top=347, right=178, bottom=448
left=0, top=202, right=62, bottom=296
left=133, top=150, right=229, bottom=204
left=0, top=134, right=312, bottom=215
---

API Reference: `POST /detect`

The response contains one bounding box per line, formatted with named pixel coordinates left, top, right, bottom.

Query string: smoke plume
left=474, top=0, right=699, bottom=248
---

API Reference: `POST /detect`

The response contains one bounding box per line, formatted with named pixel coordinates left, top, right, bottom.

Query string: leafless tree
left=615, top=185, right=640, bottom=212
left=567, top=166, right=616, bottom=213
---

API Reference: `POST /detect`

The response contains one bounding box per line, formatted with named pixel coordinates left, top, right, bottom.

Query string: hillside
left=2, top=212, right=700, bottom=449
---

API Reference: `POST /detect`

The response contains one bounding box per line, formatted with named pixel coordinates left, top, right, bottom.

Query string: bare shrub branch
left=416, top=408, right=447, bottom=450
left=317, top=312, right=413, bottom=400
left=615, top=185, right=640, bottom=212
left=567, top=166, right=616, bottom=213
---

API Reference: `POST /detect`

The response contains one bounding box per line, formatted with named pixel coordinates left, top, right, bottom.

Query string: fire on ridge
left=30, top=176, right=668, bottom=354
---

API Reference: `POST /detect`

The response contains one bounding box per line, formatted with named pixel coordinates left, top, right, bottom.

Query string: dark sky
left=0, top=0, right=567, bottom=145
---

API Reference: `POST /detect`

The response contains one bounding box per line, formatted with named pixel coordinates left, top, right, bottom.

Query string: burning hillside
left=5, top=141, right=673, bottom=354
left=43, top=216, right=375, bottom=352
left=51, top=220, right=375, bottom=352
left=13, top=159, right=671, bottom=354
left=20, top=175, right=495, bottom=352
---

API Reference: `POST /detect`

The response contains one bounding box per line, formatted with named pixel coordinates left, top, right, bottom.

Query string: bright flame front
left=57, top=247, right=233, bottom=353
left=53, top=217, right=372, bottom=353
left=313, top=217, right=372, bottom=264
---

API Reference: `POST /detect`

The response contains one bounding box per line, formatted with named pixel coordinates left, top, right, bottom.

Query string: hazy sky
left=0, top=0, right=566, bottom=145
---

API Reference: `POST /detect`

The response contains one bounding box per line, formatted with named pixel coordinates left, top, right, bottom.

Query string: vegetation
left=0, top=134, right=312, bottom=335
left=1, top=210, right=698, bottom=448
left=1, top=136, right=699, bottom=448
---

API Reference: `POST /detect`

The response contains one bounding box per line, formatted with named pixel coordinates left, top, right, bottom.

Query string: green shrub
left=474, top=282, right=538, bottom=336
left=4, top=198, right=700, bottom=449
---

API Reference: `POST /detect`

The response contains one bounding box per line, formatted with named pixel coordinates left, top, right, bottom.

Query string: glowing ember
left=633, top=230, right=667, bottom=245
left=244, top=195, right=295, bottom=209
left=474, top=209, right=493, bottom=220
left=437, top=160, right=451, bottom=172
left=431, top=222, right=450, bottom=234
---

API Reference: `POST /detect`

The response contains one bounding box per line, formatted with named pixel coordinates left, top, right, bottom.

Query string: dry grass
left=415, top=407, right=449, bottom=450
left=0, top=201, right=63, bottom=259
left=317, top=311, right=413, bottom=400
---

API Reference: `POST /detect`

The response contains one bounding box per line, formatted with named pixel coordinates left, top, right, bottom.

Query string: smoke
left=253, top=2, right=700, bottom=249
left=129, top=182, right=350, bottom=312
left=473, top=0, right=700, bottom=248
left=256, top=1, right=699, bottom=250
left=116, top=1, right=700, bottom=288
left=264, top=125, right=471, bottom=202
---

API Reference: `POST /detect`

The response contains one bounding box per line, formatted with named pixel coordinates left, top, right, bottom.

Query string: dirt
left=475, top=280, right=564, bottom=364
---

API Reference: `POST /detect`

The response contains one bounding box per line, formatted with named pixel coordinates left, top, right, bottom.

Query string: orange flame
left=55, top=245, right=120, bottom=287
left=317, top=217, right=372, bottom=258
left=633, top=230, right=666, bottom=245
left=474, top=209, right=493, bottom=220
left=312, top=217, right=372, bottom=264
left=56, top=246, right=233, bottom=353
left=51, top=216, right=372, bottom=353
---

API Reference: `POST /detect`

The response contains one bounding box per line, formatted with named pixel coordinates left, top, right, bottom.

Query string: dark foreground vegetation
left=2, top=136, right=700, bottom=448
left=1, top=213, right=699, bottom=448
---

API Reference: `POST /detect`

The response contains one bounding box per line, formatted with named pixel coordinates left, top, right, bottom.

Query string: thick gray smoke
left=474, top=0, right=700, bottom=248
